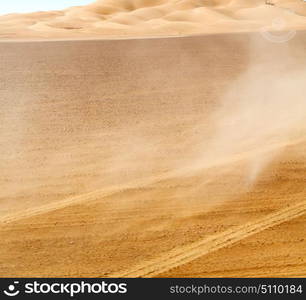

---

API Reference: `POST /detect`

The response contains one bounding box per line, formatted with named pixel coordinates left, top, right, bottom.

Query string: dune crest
left=0, top=0, right=306, bottom=39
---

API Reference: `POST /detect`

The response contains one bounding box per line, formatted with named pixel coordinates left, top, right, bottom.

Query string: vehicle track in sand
left=0, top=176, right=158, bottom=225
left=1, top=137, right=304, bottom=226
left=114, top=199, right=306, bottom=278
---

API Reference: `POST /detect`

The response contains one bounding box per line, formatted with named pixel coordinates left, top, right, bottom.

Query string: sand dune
left=0, top=30, right=306, bottom=277
left=0, top=0, right=306, bottom=39
left=0, top=0, right=306, bottom=280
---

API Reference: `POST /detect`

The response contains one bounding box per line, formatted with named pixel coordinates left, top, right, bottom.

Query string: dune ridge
left=0, top=0, right=306, bottom=39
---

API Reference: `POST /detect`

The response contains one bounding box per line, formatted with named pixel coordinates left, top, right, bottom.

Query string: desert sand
left=0, top=0, right=306, bottom=39
left=0, top=1, right=306, bottom=278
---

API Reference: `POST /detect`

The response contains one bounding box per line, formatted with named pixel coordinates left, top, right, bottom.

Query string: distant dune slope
left=0, top=0, right=306, bottom=39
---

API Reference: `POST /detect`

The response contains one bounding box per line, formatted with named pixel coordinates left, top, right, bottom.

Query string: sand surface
left=0, top=30, right=305, bottom=277
left=1, top=0, right=306, bottom=39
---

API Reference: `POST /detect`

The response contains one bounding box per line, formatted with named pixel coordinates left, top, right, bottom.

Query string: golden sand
left=0, top=0, right=306, bottom=39
left=0, top=1, right=305, bottom=277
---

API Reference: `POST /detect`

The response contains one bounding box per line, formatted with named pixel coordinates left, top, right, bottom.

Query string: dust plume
left=185, top=39, right=306, bottom=190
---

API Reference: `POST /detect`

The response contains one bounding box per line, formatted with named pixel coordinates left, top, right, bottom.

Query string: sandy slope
left=116, top=199, right=306, bottom=277
left=0, top=31, right=305, bottom=277
left=0, top=0, right=306, bottom=39
left=158, top=215, right=306, bottom=278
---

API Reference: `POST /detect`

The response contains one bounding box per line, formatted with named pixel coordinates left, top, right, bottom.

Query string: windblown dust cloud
left=1, top=33, right=305, bottom=219
left=188, top=42, right=306, bottom=189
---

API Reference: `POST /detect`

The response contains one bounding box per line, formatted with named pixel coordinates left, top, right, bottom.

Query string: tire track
left=0, top=175, right=160, bottom=225
left=114, top=200, right=306, bottom=278
left=1, top=138, right=304, bottom=225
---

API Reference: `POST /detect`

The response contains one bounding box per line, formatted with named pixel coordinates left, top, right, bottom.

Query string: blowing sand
left=1, top=0, right=306, bottom=39
left=0, top=1, right=306, bottom=278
